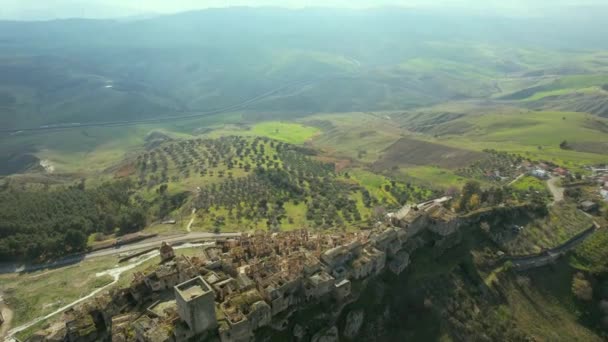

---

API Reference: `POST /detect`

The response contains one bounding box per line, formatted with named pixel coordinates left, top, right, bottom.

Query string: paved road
left=547, top=176, right=564, bottom=205
left=0, top=232, right=241, bottom=275
left=84, top=232, right=239, bottom=259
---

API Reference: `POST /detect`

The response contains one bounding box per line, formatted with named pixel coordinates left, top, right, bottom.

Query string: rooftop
left=176, top=276, right=212, bottom=300
left=149, top=300, right=177, bottom=319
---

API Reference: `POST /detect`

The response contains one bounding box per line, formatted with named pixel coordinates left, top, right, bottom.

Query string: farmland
left=425, top=110, right=608, bottom=166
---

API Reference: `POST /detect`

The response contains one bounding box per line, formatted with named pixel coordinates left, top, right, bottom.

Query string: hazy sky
left=0, top=0, right=605, bottom=20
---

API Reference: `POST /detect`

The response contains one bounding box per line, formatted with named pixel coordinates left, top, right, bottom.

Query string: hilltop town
left=25, top=198, right=462, bottom=342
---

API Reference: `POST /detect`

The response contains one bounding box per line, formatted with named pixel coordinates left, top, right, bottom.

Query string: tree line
left=0, top=180, right=146, bottom=261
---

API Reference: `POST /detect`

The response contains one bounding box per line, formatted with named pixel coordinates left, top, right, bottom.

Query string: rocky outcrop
left=342, top=310, right=364, bottom=339
left=311, top=326, right=339, bottom=342
left=293, top=324, right=305, bottom=341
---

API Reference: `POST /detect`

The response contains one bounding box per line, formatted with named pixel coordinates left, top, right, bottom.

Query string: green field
left=398, top=165, right=470, bottom=189
left=306, top=112, right=402, bottom=163
left=207, top=121, right=320, bottom=144
left=433, top=111, right=608, bottom=166
left=348, top=169, right=397, bottom=204
left=524, top=87, right=601, bottom=102
left=0, top=257, right=117, bottom=327
left=511, top=175, right=548, bottom=192
left=302, top=109, right=607, bottom=190
left=249, top=122, right=320, bottom=144
left=346, top=168, right=434, bottom=206
left=570, top=229, right=608, bottom=274
left=500, top=73, right=608, bottom=100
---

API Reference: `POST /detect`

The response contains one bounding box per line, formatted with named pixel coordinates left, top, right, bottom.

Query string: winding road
left=186, top=209, right=197, bottom=232
left=509, top=223, right=600, bottom=271
left=505, top=176, right=601, bottom=271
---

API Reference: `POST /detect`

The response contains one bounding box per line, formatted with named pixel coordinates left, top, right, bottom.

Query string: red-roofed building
left=553, top=167, right=569, bottom=176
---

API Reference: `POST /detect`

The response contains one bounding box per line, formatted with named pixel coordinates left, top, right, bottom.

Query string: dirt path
left=186, top=209, right=196, bottom=232
left=508, top=173, right=525, bottom=186
left=547, top=176, right=564, bottom=205
left=0, top=293, right=14, bottom=340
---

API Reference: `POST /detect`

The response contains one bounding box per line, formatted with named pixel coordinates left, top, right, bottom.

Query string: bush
left=572, top=272, right=593, bottom=301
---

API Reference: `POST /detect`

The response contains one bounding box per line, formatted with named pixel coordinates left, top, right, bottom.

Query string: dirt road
left=186, top=209, right=196, bottom=232
left=547, top=176, right=564, bottom=205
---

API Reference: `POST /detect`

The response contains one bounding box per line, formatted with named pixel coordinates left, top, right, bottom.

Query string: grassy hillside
left=421, top=110, right=608, bottom=167
left=2, top=11, right=608, bottom=178
left=503, top=75, right=608, bottom=101
left=500, top=72, right=608, bottom=118
left=497, top=203, right=593, bottom=255
left=208, top=121, right=320, bottom=144
left=123, top=135, right=435, bottom=232
left=340, top=226, right=606, bottom=341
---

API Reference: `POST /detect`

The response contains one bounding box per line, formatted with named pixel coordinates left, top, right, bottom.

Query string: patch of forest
left=0, top=180, right=146, bottom=261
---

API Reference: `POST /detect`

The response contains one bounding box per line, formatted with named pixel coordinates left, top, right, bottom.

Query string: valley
left=1, top=5, right=608, bottom=342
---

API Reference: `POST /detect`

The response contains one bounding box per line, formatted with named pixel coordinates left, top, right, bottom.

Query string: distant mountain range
left=0, top=7, right=607, bottom=131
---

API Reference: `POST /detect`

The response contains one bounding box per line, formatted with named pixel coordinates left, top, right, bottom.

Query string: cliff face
left=279, top=205, right=549, bottom=342
left=428, top=218, right=462, bottom=237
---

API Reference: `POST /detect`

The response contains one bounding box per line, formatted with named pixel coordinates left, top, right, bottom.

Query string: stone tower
left=175, top=276, right=217, bottom=334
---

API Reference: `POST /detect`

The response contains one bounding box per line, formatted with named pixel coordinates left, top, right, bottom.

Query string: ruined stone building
left=28, top=198, right=462, bottom=342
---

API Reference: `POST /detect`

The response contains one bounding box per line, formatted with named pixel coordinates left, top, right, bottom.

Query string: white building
left=531, top=169, right=548, bottom=179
